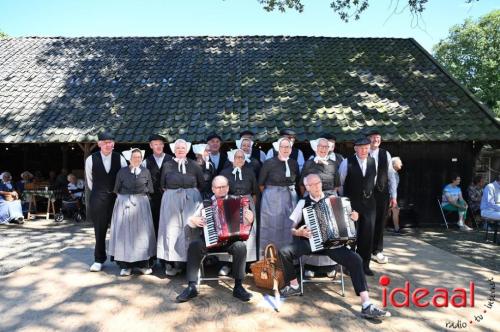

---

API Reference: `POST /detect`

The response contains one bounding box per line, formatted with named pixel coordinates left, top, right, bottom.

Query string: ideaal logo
left=379, top=275, right=496, bottom=329
left=379, top=275, right=475, bottom=308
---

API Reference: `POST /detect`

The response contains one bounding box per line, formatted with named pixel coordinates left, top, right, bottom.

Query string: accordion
left=302, top=196, right=356, bottom=251
left=203, top=196, right=253, bottom=248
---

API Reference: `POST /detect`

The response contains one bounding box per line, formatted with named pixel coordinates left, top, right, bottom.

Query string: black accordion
left=302, top=196, right=356, bottom=251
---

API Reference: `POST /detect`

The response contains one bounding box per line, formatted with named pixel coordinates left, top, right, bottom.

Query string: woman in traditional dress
left=157, top=139, right=205, bottom=276
left=235, top=137, right=261, bottom=177
left=109, top=148, right=156, bottom=276
left=217, top=149, right=259, bottom=275
left=258, top=137, right=299, bottom=257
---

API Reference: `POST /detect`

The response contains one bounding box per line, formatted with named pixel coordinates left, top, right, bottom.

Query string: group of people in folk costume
left=85, top=128, right=395, bottom=319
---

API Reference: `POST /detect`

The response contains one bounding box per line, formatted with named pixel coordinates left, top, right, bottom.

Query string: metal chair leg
left=299, top=257, right=304, bottom=295
left=438, top=199, right=449, bottom=229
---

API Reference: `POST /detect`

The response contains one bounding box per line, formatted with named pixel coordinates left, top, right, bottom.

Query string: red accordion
left=203, top=196, right=253, bottom=248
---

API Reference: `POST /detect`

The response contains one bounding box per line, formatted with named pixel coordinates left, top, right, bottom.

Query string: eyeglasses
left=305, top=181, right=321, bottom=187
left=234, top=156, right=245, bottom=159
left=213, top=185, right=228, bottom=190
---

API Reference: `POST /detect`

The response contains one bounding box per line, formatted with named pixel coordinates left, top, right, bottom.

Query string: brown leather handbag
left=250, top=244, right=285, bottom=290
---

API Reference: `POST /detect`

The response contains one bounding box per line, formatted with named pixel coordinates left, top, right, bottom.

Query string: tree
left=433, top=10, right=499, bottom=116
left=0, top=31, right=7, bottom=38
left=258, top=0, right=479, bottom=22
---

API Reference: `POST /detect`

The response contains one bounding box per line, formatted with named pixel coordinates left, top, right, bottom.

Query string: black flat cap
left=323, top=133, right=337, bottom=141
left=239, top=130, right=255, bottom=137
left=97, top=131, right=115, bottom=141
left=148, top=134, right=166, bottom=142
left=354, top=137, right=371, bottom=146
left=365, top=129, right=381, bottom=136
left=206, top=133, right=222, bottom=142
left=279, top=128, right=296, bottom=136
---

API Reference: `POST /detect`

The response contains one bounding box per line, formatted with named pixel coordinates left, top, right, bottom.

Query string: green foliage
left=258, top=0, right=480, bottom=22
left=433, top=10, right=499, bottom=116
left=0, top=31, right=8, bottom=38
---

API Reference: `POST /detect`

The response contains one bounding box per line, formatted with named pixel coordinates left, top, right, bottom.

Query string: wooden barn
left=0, top=36, right=499, bottom=224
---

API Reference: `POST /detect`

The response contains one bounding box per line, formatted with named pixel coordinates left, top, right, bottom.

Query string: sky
left=0, top=0, right=498, bottom=52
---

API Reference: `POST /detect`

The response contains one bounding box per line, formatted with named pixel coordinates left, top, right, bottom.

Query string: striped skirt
left=157, top=188, right=202, bottom=262
left=108, top=194, right=156, bottom=263
left=259, top=185, right=297, bottom=258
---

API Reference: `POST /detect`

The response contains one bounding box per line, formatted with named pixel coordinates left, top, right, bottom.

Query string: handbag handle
left=264, top=244, right=278, bottom=264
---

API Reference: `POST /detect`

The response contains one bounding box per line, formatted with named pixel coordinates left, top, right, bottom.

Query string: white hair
left=391, top=156, right=402, bottom=166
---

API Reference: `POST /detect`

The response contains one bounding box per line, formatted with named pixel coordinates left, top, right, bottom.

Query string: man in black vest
left=266, top=128, right=305, bottom=171
left=239, top=130, right=266, bottom=163
left=85, top=132, right=127, bottom=272
left=366, top=130, right=397, bottom=265
left=278, top=174, right=391, bottom=319
left=339, top=137, right=377, bottom=275
left=143, top=134, right=172, bottom=240
left=207, top=133, right=228, bottom=175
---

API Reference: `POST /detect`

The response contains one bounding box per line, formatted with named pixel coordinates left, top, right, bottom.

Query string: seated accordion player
left=302, top=196, right=357, bottom=251
left=203, top=196, right=253, bottom=248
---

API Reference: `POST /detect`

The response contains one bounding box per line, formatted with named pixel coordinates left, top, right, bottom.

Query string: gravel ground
left=1, top=220, right=498, bottom=277
left=390, top=226, right=499, bottom=273
left=0, top=219, right=94, bottom=276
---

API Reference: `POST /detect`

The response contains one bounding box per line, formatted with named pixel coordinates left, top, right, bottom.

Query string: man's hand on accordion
left=293, top=225, right=311, bottom=238
left=191, top=216, right=206, bottom=228
left=243, top=208, right=254, bottom=225
left=350, top=210, right=359, bottom=222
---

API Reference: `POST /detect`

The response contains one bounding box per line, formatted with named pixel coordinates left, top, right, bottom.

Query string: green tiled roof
left=0, top=36, right=498, bottom=143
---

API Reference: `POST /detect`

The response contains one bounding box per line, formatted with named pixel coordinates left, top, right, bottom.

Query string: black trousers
left=352, top=199, right=376, bottom=268
left=186, top=239, right=247, bottom=283
left=279, top=238, right=368, bottom=295
left=149, top=192, right=162, bottom=240
left=373, top=190, right=390, bottom=255
left=89, top=191, right=116, bottom=263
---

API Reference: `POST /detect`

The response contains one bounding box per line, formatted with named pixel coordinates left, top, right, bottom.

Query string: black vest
left=91, top=152, right=122, bottom=193
left=374, top=148, right=389, bottom=193
left=343, top=155, right=376, bottom=207
left=273, top=147, right=299, bottom=160
left=145, top=154, right=172, bottom=194
left=250, top=148, right=263, bottom=165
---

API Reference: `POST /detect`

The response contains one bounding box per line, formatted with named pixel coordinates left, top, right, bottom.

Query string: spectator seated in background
left=16, top=171, right=34, bottom=195
left=441, top=173, right=471, bottom=231
left=480, top=174, right=500, bottom=222
left=66, top=174, right=85, bottom=200
left=0, top=172, right=24, bottom=225
left=467, top=175, right=484, bottom=218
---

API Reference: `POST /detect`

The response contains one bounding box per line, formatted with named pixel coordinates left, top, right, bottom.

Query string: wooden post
left=61, top=144, right=69, bottom=170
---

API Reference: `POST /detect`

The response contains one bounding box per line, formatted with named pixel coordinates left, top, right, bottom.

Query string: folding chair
left=466, top=204, right=480, bottom=229
left=437, top=198, right=456, bottom=229
left=299, top=254, right=345, bottom=297
left=483, top=217, right=500, bottom=244
left=197, top=252, right=233, bottom=286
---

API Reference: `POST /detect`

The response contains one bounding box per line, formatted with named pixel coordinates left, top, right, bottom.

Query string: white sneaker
left=120, top=268, right=132, bottom=276
left=372, top=253, right=388, bottom=264
left=89, top=262, right=102, bottom=272
left=459, top=224, right=473, bottom=231
left=326, top=270, right=337, bottom=278
left=165, top=263, right=181, bottom=276
left=218, top=265, right=231, bottom=276
left=138, top=267, right=152, bottom=275
left=304, top=270, right=315, bottom=278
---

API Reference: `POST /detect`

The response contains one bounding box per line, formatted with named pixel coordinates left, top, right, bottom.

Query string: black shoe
left=17, top=217, right=24, bottom=224
left=233, top=285, right=252, bottom=302
left=279, top=285, right=301, bottom=297
left=176, top=285, right=198, bottom=303
left=364, top=266, right=374, bottom=276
